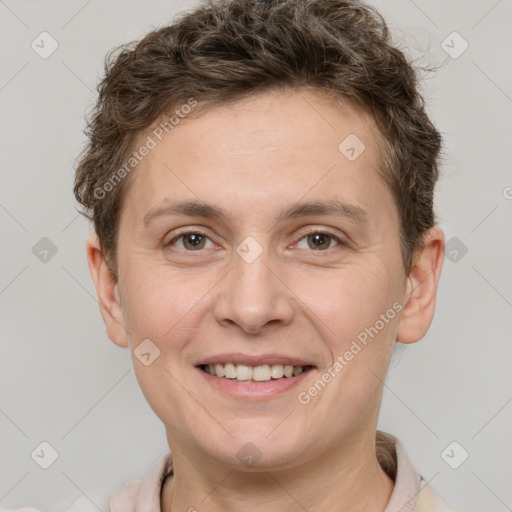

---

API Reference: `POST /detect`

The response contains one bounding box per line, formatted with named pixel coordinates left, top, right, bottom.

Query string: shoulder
left=415, top=484, right=461, bottom=512
left=376, top=431, right=461, bottom=512
left=109, top=451, right=173, bottom=511
left=1, top=452, right=173, bottom=512
left=109, top=478, right=143, bottom=512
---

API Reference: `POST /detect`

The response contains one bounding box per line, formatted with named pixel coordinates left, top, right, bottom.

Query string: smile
left=199, top=363, right=315, bottom=382
left=196, top=361, right=316, bottom=400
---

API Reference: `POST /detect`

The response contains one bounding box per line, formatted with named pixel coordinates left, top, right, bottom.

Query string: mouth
left=198, top=363, right=315, bottom=382
left=194, top=354, right=317, bottom=399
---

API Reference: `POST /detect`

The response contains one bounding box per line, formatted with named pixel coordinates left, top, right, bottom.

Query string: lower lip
left=196, top=367, right=314, bottom=399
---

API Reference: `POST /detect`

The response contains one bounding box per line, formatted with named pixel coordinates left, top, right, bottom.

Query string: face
left=91, top=89, right=438, bottom=470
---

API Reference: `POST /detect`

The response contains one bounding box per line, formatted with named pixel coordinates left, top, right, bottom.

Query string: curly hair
left=74, top=0, right=442, bottom=278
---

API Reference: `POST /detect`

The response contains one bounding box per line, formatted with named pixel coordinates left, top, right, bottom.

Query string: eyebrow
left=143, top=198, right=370, bottom=227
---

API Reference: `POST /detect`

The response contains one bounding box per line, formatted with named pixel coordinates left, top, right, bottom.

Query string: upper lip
left=196, top=353, right=315, bottom=367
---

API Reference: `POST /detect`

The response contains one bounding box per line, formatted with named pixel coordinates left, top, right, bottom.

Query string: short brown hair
left=74, top=0, right=442, bottom=278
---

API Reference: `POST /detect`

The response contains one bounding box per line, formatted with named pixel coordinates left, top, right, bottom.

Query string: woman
left=5, top=0, right=455, bottom=510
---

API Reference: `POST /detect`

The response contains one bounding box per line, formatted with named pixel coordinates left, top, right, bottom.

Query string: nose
left=212, top=243, right=295, bottom=335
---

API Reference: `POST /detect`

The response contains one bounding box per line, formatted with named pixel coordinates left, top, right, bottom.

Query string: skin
left=87, top=88, right=444, bottom=512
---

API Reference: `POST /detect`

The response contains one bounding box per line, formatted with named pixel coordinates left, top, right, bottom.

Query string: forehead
left=121, top=88, right=397, bottom=231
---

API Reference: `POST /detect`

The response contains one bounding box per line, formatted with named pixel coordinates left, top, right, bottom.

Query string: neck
left=161, top=432, right=394, bottom=512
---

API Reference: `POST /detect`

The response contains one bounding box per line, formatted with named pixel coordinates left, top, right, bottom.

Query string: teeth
left=271, top=365, right=284, bottom=379
left=253, top=365, right=271, bottom=381
left=224, top=363, right=237, bottom=378
left=214, top=363, right=225, bottom=377
left=202, top=363, right=308, bottom=381
left=236, top=365, right=252, bottom=381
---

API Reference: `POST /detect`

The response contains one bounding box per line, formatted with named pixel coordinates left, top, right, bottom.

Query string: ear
left=396, top=227, right=445, bottom=344
left=86, top=233, right=129, bottom=348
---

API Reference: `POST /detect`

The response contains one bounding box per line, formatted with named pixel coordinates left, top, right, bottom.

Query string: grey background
left=1, top=0, right=511, bottom=510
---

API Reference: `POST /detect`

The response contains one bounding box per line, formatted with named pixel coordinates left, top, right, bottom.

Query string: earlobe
left=86, top=233, right=129, bottom=348
left=396, top=227, right=445, bottom=344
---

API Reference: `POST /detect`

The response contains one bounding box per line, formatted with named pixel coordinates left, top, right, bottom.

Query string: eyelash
left=166, top=228, right=346, bottom=252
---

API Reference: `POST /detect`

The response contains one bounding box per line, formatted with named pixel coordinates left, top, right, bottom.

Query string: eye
left=167, top=229, right=345, bottom=252
left=296, top=230, right=343, bottom=251
left=168, top=231, right=215, bottom=251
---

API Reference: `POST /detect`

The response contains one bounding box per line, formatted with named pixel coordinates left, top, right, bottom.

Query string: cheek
left=121, top=267, right=211, bottom=426
left=121, top=261, right=209, bottom=346
left=293, top=266, right=400, bottom=425
left=295, top=264, right=399, bottom=344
